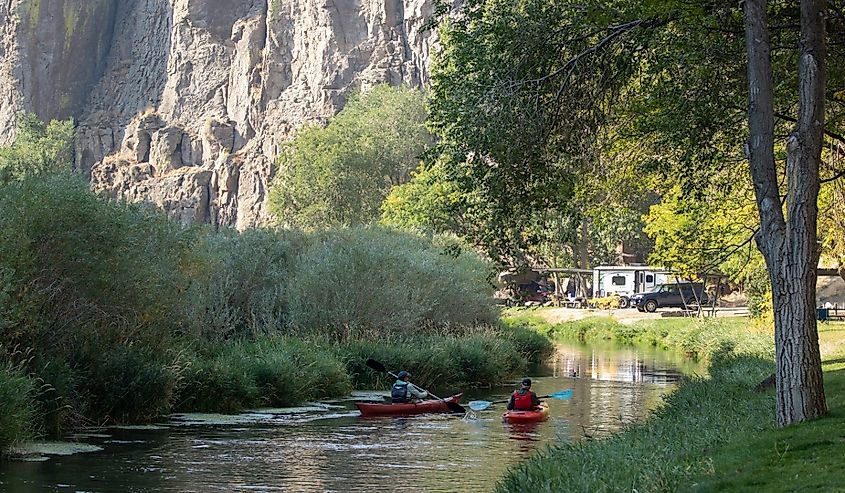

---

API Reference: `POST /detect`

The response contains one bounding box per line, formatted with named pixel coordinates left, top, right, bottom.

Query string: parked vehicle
left=631, top=282, right=711, bottom=312
left=592, top=266, right=672, bottom=309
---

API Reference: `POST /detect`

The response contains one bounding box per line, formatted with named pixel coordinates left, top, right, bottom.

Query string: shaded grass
left=688, top=324, right=845, bottom=492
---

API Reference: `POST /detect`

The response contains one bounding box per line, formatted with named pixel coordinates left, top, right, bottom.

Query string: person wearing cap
left=390, top=370, right=429, bottom=403
left=506, top=378, right=540, bottom=411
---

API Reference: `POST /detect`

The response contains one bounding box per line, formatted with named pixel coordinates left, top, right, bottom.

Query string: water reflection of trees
left=551, top=344, right=696, bottom=439
left=553, top=344, right=688, bottom=384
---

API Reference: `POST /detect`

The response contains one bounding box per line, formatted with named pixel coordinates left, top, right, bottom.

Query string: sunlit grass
left=502, top=313, right=772, bottom=363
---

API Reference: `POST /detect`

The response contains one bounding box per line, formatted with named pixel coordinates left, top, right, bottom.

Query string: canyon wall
left=0, top=0, right=440, bottom=228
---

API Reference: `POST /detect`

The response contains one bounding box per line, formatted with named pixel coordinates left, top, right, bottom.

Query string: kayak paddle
left=364, top=358, right=467, bottom=413
left=467, top=389, right=573, bottom=412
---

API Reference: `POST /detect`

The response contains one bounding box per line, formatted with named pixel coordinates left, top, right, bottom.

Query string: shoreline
left=496, top=314, right=845, bottom=492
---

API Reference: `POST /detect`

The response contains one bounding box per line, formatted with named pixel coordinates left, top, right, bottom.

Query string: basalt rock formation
left=0, top=0, right=440, bottom=228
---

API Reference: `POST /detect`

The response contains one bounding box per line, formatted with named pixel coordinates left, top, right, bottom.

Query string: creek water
left=1, top=341, right=700, bottom=493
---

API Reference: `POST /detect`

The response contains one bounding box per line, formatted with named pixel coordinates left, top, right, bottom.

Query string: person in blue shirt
left=391, top=370, right=428, bottom=403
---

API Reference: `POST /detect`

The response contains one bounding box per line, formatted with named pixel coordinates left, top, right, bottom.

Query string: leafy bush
left=181, top=228, right=306, bottom=340
left=0, top=113, right=74, bottom=184
left=745, top=263, right=773, bottom=319
left=269, top=85, right=431, bottom=228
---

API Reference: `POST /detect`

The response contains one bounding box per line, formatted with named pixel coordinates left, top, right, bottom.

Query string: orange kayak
left=355, top=393, right=463, bottom=416
left=502, top=402, right=550, bottom=423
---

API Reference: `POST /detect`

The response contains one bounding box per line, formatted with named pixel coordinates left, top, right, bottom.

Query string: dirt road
left=513, top=306, right=751, bottom=325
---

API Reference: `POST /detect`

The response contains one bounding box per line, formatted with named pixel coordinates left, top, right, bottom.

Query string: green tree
left=0, top=113, right=75, bottom=183
left=268, top=85, right=431, bottom=228
left=426, top=0, right=664, bottom=267
left=380, top=160, right=463, bottom=234
left=428, top=0, right=845, bottom=424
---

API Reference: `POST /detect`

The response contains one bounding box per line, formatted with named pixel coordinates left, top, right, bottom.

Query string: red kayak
left=355, top=393, right=463, bottom=416
left=502, top=402, right=550, bottom=424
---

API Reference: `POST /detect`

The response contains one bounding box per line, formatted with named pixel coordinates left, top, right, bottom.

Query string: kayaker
left=391, top=371, right=429, bottom=403
left=506, top=378, right=540, bottom=411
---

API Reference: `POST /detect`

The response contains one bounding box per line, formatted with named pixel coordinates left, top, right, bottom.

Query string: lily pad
left=169, top=413, right=274, bottom=426
left=17, top=455, right=50, bottom=462
left=245, top=402, right=346, bottom=415
left=348, top=391, right=390, bottom=401
left=11, top=441, right=103, bottom=457
left=111, top=425, right=169, bottom=431
left=69, top=433, right=112, bottom=439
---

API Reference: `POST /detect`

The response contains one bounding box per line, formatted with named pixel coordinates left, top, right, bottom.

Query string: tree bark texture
left=744, top=0, right=827, bottom=426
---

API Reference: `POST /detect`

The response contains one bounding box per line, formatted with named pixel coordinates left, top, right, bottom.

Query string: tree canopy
left=422, top=0, right=845, bottom=424
left=0, top=113, right=74, bottom=184
left=268, top=85, right=431, bottom=228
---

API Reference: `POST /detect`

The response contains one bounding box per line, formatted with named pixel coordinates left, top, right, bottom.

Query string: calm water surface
left=1, top=342, right=700, bottom=492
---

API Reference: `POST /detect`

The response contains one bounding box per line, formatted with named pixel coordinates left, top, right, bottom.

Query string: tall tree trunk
left=744, top=0, right=827, bottom=426
left=576, top=220, right=590, bottom=298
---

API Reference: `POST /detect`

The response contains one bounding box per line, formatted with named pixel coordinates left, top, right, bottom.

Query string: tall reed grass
left=0, top=359, right=37, bottom=452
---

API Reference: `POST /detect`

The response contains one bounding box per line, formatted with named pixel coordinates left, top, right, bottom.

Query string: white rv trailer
left=592, top=266, right=672, bottom=308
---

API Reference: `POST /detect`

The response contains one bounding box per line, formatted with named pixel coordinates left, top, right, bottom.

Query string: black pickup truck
left=631, top=283, right=710, bottom=312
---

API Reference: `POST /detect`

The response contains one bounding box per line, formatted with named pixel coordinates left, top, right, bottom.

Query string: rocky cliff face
left=0, top=0, right=440, bottom=229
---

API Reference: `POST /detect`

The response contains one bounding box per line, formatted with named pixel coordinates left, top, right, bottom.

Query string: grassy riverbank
left=502, top=311, right=773, bottom=363
left=497, top=314, right=845, bottom=492
left=0, top=174, right=552, bottom=455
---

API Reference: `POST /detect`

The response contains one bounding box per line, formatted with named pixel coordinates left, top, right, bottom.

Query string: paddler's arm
left=408, top=384, right=428, bottom=400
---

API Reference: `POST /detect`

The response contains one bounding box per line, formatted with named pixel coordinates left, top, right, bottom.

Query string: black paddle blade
left=446, top=401, right=466, bottom=414
left=365, top=358, right=387, bottom=373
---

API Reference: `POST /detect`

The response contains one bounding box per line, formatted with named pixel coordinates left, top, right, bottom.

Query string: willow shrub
left=181, top=228, right=307, bottom=340
left=0, top=174, right=189, bottom=353
left=286, top=226, right=495, bottom=336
